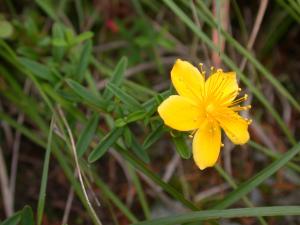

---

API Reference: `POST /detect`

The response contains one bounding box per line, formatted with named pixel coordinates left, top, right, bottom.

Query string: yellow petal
left=205, top=71, right=238, bottom=105
left=171, top=59, right=204, bottom=103
left=193, top=120, right=221, bottom=170
left=216, top=108, right=249, bottom=144
left=158, top=95, right=202, bottom=131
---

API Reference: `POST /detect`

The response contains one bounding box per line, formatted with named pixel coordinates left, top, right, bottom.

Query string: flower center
left=205, top=103, right=215, bottom=114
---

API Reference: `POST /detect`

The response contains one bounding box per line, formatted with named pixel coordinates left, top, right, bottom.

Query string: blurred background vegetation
left=0, top=0, right=300, bottom=224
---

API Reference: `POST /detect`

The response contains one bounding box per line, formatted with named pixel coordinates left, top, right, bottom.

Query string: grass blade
left=75, top=39, right=92, bottom=81
left=117, top=146, right=199, bottom=210
left=21, top=206, right=34, bottom=225
left=0, top=211, right=22, bottom=225
left=37, top=118, right=54, bottom=225
left=213, top=142, right=300, bottom=209
left=132, top=206, right=300, bottom=225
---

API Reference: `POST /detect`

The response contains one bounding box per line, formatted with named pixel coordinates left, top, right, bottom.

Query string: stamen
left=230, top=105, right=251, bottom=111
left=189, top=129, right=197, bottom=138
left=221, top=143, right=224, bottom=147
left=229, top=94, right=248, bottom=106
left=199, top=63, right=205, bottom=73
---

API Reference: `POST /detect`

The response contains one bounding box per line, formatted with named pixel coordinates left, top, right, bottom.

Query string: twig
left=223, top=138, right=234, bottom=176
left=251, top=120, right=276, bottom=151
left=93, top=41, right=128, bottom=53
left=0, top=103, right=13, bottom=148
left=9, top=79, right=31, bottom=211
left=239, top=0, right=269, bottom=71
left=0, top=146, right=13, bottom=216
left=62, top=186, right=75, bottom=225
left=212, top=0, right=230, bottom=67
left=194, top=183, right=230, bottom=202
left=162, top=153, right=180, bottom=182
left=57, top=107, right=102, bottom=225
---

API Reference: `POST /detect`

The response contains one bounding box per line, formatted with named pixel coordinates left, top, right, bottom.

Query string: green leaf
left=0, top=211, right=22, bottom=225
left=21, top=206, right=34, bottom=225
left=35, top=0, right=57, bottom=22
left=76, top=114, right=100, bottom=157
left=131, top=134, right=150, bottom=163
left=213, top=141, right=300, bottom=209
left=19, top=57, right=57, bottom=83
left=103, top=57, right=128, bottom=100
left=52, top=38, right=68, bottom=47
left=143, top=123, right=165, bottom=150
left=124, top=126, right=133, bottom=146
left=75, top=40, right=92, bottom=81
left=52, top=23, right=65, bottom=61
left=132, top=206, right=300, bottom=225
left=74, top=31, right=94, bottom=44
left=107, top=83, right=142, bottom=111
left=88, top=127, right=124, bottom=162
left=0, top=20, right=14, bottom=39
left=115, top=110, right=146, bottom=127
left=66, top=79, right=106, bottom=110
left=172, top=136, right=191, bottom=159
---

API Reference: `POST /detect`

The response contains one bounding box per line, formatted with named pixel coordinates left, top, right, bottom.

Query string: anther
left=238, top=88, right=242, bottom=92
left=199, top=63, right=204, bottom=73
left=221, top=143, right=224, bottom=147
left=244, top=94, right=248, bottom=100
left=217, top=69, right=223, bottom=73
left=246, top=119, right=252, bottom=125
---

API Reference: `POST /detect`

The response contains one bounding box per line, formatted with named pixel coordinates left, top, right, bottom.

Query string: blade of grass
left=37, top=117, right=54, bottom=225
left=214, top=165, right=268, bottom=225
left=213, top=141, right=300, bottom=209
left=0, top=111, right=138, bottom=224
left=132, top=206, right=300, bottom=225
left=76, top=40, right=92, bottom=81
left=57, top=107, right=103, bottom=225
left=1, top=210, right=22, bottom=225
left=116, top=146, right=199, bottom=211
left=249, top=141, right=300, bottom=173
left=127, top=165, right=151, bottom=220
left=92, top=175, right=139, bottom=223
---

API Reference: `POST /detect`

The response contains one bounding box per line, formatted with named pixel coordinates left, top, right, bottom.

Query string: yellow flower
left=158, top=59, right=251, bottom=170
